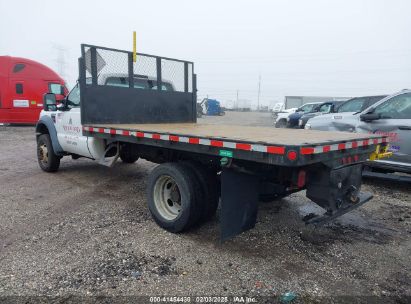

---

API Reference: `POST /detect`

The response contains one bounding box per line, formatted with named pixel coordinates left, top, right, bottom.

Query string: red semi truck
left=0, top=56, right=67, bottom=124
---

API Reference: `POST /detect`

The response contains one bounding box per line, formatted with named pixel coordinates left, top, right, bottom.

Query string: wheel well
left=36, top=123, right=49, bottom=137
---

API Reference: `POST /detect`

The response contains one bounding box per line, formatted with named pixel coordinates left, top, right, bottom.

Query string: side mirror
left=60, top=85, right=65, bottom=95
left=360, top=112, right=380, bottom=122
left=43, top=93, right=57, bottom=111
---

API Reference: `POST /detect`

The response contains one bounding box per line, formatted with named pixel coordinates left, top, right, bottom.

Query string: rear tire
left=147, top=163, right=202, bottom=233
left=120, top=144, right=139, bottom=163
left=37, top=134, right=60, bottom=172
left=181, top=161, right=220, bottom=221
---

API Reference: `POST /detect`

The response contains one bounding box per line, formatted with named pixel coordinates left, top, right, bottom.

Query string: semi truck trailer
left=35, top=44, right=390, bottom=240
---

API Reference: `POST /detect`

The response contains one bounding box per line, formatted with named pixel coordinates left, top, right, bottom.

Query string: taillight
left=297, top=170, right=306, bottom=188
left=287, top=150, right=298, bottom=161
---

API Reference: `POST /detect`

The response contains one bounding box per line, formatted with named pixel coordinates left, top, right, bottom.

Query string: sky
left=1, top=0, right=410, bottom=108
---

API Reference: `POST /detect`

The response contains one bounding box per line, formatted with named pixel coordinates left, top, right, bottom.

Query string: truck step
left=98, top=142, right=120, bottom=167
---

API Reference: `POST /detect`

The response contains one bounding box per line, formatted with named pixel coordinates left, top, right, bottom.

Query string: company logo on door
left=63, top=125, right=81, bottom=133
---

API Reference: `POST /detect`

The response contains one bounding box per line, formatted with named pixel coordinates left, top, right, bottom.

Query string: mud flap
left=305, top=164, right=372, bottom=224
left=220, top=169, right=259, bottom=241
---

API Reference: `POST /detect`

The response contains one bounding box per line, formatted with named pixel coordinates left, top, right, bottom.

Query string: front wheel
left=275, top=119, right=287, bottom=128
left=37, top=134, right=60, bottom=172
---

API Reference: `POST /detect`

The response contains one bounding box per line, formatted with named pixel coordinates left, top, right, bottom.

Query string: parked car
left=306, top=90, right=411, bottom=174
left=335, top=95, right=388, bottom=114
left=286, top=102, right=323, bottom=128
left=274, top=107, right=297, bottom=128
left=304, top=95, right=387, bottom=131
left=298, top=101, right=344, bottom=128
left=271, top=102, right=285, bottom=120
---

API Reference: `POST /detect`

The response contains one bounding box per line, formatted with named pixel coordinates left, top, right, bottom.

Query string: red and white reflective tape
left=83, top=126, right=285, bottom=154
left=83, top=126, right=387, bottom=156
left=299, top=137, right=388, bottom=155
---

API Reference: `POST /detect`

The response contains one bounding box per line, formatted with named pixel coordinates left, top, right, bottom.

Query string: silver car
left=306, top=90, right=411, bottom=173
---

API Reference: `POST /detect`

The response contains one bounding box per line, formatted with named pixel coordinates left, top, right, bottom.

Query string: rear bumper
left=304, top=191, right=373, bottom=224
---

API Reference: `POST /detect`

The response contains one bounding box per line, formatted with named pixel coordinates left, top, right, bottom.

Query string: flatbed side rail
left=83, top=125, right=388, bottom=166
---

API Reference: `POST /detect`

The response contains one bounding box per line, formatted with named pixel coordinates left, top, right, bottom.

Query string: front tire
left=147, top=163, right=201, bottom=233
left=275, top=119, right=287, bottom=128
left=37, top=134, right=60, bottom=172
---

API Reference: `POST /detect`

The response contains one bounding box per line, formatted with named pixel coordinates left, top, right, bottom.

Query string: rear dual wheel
left=181, top=161, right=219, bottom=221
left=147, top=162, right=219, bottom=233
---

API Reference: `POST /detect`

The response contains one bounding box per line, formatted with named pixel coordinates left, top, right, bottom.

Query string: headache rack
left=78, top=44, right=197, bottom=125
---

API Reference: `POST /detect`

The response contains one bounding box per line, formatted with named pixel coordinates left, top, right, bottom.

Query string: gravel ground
left=0, top=112, right=410, bottom=303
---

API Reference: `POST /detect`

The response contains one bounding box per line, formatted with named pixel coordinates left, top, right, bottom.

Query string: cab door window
left=319, top=103, right=332, bottom=113
left=374, top=93, right=411, bottom=119
left=66, top=85, right=80, bottom=108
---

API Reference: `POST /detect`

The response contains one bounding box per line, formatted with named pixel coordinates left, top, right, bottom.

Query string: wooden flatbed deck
left=83, top=123, right=387, bottom=165
left=88, top=123, right=381, bottom=146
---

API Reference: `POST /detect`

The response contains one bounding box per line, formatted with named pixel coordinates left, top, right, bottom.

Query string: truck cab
left=0, top=56, right=67, bottom=124
left=37, top=73, right=176, bottom=166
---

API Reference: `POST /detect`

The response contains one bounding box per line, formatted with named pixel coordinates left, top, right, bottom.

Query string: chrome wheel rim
left=39, top=143, right=48, bottom=164
left=153, top=175, right=181, bottom=220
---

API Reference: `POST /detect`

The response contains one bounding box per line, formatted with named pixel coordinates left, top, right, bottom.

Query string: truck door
left=10, top=80, right=30, bottom=109
left=357, top=92, right=411, bottom=165
left=56, top=84, right=92, bottom=158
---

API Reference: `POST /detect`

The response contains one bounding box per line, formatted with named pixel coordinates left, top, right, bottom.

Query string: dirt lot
left=0, top=112, right=410, bottom=303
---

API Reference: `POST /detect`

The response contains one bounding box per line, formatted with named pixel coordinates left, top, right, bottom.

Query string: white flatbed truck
left=35, top=44, right=390, bottom=240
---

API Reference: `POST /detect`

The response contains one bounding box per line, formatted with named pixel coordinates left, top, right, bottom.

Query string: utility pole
left=257, top=74, right=261, bottom=111
left=53, top=44, right=68, bottom=80
left=236, top=90, right=239, bottom=110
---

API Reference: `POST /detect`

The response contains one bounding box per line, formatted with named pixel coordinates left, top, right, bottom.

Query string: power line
left=257, top=74, right=261, bottom=111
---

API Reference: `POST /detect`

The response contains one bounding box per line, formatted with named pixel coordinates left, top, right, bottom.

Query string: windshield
left=298, top=103, right=317, bottom=113
left=105, top=77, right=149, bottom=89
left=105, top=77, right=174, bottom=91
left=374, top=93, right=411, bottom=119
left=48, top=83, right=65, bottom=95
left=150, top=82, right=174, bottom=91
left=337, top=98, right=367, bottom=113
left=319, top=104, right=332, bottom=113
left=337, top=96, right=386, bottom=113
